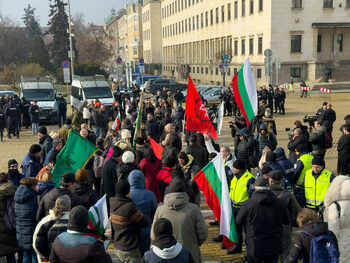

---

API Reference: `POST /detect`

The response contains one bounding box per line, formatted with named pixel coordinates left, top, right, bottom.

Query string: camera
left=303, top=115, right=317, bottom=127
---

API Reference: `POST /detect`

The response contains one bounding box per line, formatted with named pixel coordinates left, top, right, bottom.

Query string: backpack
left=324, top=132, right=333, bottom=149
left=303, top=230, right=339, bottom=263
left=3, top=196, right=16, bottom=230
left=93, top=154, right=104, bottom=178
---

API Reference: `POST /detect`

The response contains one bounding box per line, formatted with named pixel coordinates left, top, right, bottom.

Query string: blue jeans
left=94, top=127, right=101, bottom=138
left=32, top=123, right=39, bottom=134
left=23, top=249, right=38, bottom=263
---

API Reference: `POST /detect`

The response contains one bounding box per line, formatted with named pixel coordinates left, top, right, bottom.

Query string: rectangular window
left=234, top=68, right=238, bottom=74
left=201, top=67, right=203, bottom=74
left=234, top=40, right=238, bottom=55
left=258, top=36, right=263, bottom=54
left=210, top=10, right=213, bottom=25
left=323, top=0, right=333, bottom=8
left=216, top=68, right=219, bottom=75
left=205, top=12, right=208, bottom=26
left=292, top=0, right=302, bottom=8
left=197, top=67, right=199, bottom=73
left=249, top=38, right=254, bottom=54
left=193, top=17, right=195, bottom=30
left=185, top=0, right=187, bottom=8
left=250, top=0, right=254, bottom=14
left=257, top=68, right=262, bottom=78
left=201, top=13, right=203, bottom=27
left=216, top=8, right=219, bottom=23
left=185, top=20, right=187, bottom=32
left=339, top=34, right=343, bottom=52
left=291, top=35, right=302, bottom=53
left=196, top=15, right=199, bottom=29
left=291, top=68, right=301, bottom=78
left=221, top=5, right=225, bottom=22
left=242, top=0, right=246, bottom=16
left=189, top=0, right=191, bottom=7
left=175, top=1, right=177, bottom=12
left=241, top=39, right=245, bottom=55
left=189, top=18, right=191, bottom=31
left=234, top=1, right=238, bottom=18
left=182, top=21, right=184, bottom=33
left=205, top=67, right=208, bottom=74
left=228, top=3, right=231, bottom=20
left=317, top=34, right=322, bottom=52
left=133, top=47, right=138, bottom=55
left=258, top=0, right=263, bottom=11
left=347, top=0, right=350, bottom=8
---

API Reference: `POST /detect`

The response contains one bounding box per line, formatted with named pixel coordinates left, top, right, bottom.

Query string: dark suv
left=144, top=78, right=187, bottom=94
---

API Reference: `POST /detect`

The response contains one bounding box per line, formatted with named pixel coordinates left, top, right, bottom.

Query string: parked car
left=144, top=78, right=187, bottom=94
left=0, top=89, right=15, bottom=98
left=202, top=86, right=227, bottom=106
left=181, top=85, right=221, bottom=97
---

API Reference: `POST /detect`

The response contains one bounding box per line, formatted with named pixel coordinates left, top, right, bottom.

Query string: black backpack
left=4, top=196, right=16, bottom=230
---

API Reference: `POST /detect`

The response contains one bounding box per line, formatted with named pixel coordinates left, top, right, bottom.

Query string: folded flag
left=232, top=58, right=258, bottom=126
left=133, top=93, right=144, bottom=151
left=149, top=138, right=164, bottom=160
left=193, top=153, right=237, bottom=247
left=217, top=101, right=224, bottom=135
left=88, top=195, right=109, bottom=236
left=51, top=129, right=97, bottom=186
left=111, top=113, right=121, bottom=132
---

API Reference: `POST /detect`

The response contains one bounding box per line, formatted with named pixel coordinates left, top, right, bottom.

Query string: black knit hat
left=8, top=159, right=18, bottom=168
left=38, top=126, right=47, bottom=135
left=266, top=151, right=277, bottom=162
left=29, top=144, right=42, bottom=154
left=154, top=218, right=173, bottom=238
left=254, top=177, right=269, bottom=187
left=115, top=180, right=130, bottom=196
left=68, top=206, right=89, bottom=228
left=233, top=159, right=245, bottom=170
left=268, top=170, right=283, bottom=181
left=163, top=155, right=176, bottom=167
left=168, top=178, right=185, bottom=193
left=312, top=156, right=325, bottom=167
left=261, top=165, right=272, bottom=175
left=59, top=172, right=76, bottom=187
left=112, top=146, right=123, bottom=158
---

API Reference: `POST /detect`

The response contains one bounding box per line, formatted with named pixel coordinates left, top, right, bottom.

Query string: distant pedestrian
left=54, top=91, right=67, bottom=129
left=29, top=101, right=40, bottom=135
left=337, top=124, right=350, bottom=175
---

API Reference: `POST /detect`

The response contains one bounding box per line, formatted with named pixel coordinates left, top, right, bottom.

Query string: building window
left=317, top=34, right=322, bottom=52
left=197, top=67, right=199, bottom=73
left=241, top=39, right=245, bottom=55
left=228, top=3, right=231, bottom=20
left=323, top=0, right=333, bottom=8
left=221, top=5, right=225, bottom=22
left=210, top=10, right=213, bottom=25
left=258, top=0, right=263, bottom=11
left=242, top=0, right=246, bottom=16
left=347, top=0, right=350, bottom=8
left=291, top=68, right=301, bottom=78
left=193, top=17, right=195, bottom=30
left=216, top=8, right=219, bottom=23
left=257, top=68, right=262, bottom=78
left=205, top=11, right=208, bottom=26
left=234, top=1, right=238, bottom=18
left=292, top=0, right=302, bottom=8
left=201, top=13, right=204, bottom=27
left=133, top=47, right=138, bottom=55
left=201, top=67, right=203, bottom=74
left=185, top=20, right=187, bottom=32
left=339, top=34, right=343, bottom=52
left=234, top=68, right=238, bottom=74
left=189, top=0, right=191, bottom=7
left=234, top=40, right=238, bottom=55
left=291, top=35, right=302, bottom=53
left=250, top=0, right=254, bottom=14
left=196, top=15, right=199, bottom=29
left=258, top=37, right=263, bottom=54
left=249, top=38, right=254, bottom=54
left=185, top=0, right=187, bottom=8
left=189, top=18, right=191, bottom=31
left=206, top=67, right=208, bottom=74
left=228, top=68, right=231, bottom=76
left=216, top=68, right=219, bottom=75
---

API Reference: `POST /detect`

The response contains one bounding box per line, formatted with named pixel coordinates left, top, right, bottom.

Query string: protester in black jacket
left=337, top=124, right=350, bottom=175
left=21, top=97, right=31, bottom=128
left=29, top=101, right=40, bottom=135
left=38, top=127, right=53, bottom=166
left=146, top=113, right=159, bottom=142
left=236, top=177, right=290, bottom=262
left=71, top=168, right=98, bottom=209
left=310, top=120, right=326, bottom=160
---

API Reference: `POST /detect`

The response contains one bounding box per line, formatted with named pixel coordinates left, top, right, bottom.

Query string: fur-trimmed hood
left=324, top=175, right=350, bottom=208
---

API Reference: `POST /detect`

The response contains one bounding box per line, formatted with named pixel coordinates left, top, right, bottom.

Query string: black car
left=144, top=78, right=187, bottom=94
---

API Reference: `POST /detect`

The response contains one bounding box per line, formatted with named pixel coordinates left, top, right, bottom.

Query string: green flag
left=133, top=92, right=144, bottom=151
left=52, top=129, right=98, bottom=186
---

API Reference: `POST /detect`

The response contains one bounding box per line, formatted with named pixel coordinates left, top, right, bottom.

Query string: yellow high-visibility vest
left=229, top=170, right=255, bottom=207
left=304, top=169, right=332, bottom=209
left=296, top=153, right=313, bottom=187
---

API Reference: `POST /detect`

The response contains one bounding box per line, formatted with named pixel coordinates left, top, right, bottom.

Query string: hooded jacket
left=0, top=182, right=18, bottom=257
left=21, top=152, right=42, bottom=178
left=72, top=183, right=99, bottom=209
left=39, top=135, right=53, bottom=165
left=151, top=192, right=208, bottom=263
left=323, top=175, right=350, bottom=263
left=236, top=189, right=290, bottom=258
left=143, top=241, right=194, bottom=263
left=14, top=184, right=38, bottom=250
left=310, top=125, right=326, bottom=154
left=36, top=182, right=55, bottom=199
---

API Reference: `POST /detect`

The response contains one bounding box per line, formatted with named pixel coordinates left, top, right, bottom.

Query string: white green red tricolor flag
left=193, top=153, right=237, bottom=247
left=111, top=113, right=121, bottom=132
left=88, top=195, right=109, bottom=237
left=232, top=58, right=258, bottom=126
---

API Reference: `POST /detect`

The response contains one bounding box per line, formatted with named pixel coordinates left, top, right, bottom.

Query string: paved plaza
left=0, top=91, right=349, bottom=262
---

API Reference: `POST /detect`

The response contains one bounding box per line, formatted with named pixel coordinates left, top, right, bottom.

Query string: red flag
left=149, top=138, right=163, bottom=160
left=185, top=75, right=217, bottom=139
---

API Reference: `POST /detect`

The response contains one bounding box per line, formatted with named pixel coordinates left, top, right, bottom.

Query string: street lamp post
left=67, top=0, right=74, bottom=79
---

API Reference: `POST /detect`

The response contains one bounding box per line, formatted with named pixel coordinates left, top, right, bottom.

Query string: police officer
left=4, top=99, right=20, bottom=139
left=293, top=144, right=313, bottom=190
left=316, top=102, right=327, bottom=120
left=227, top=159, right=255, bottom=254
left=54, top=90, right=67, bottom=128
left=297, top=156, right=335, bottom=211
left=0, top=105, right=4, bottom=141
left=21, top=97, right=31, bottom=128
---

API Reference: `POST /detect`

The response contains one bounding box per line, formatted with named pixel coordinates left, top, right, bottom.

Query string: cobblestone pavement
left=0, top=92, right=349, bottom=262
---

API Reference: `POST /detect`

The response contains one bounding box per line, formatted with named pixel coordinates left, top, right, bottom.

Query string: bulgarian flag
left=111, top=113, right=121, bottom=132
left=232, top=58, right=258, bottom=126
left=193, top=153, right=238, bottom=247
left=88, top=195, right=109, bottom=237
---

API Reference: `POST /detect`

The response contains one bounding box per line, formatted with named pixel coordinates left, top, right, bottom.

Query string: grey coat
left=151, top=192, right=208, bottom=263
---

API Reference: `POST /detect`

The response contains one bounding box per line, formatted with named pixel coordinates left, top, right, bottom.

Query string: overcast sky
left=0, top=0, right=130, bottom=26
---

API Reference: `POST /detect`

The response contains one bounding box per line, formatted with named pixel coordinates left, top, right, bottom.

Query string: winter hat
left=122, top=151, right=135, bottom=164
left=312, top=156, right=325, bottom=167
left=68, top=206, right=89, bottom=229
left=59, top=172, right=76, bottom=187
left=322, top=102, right=328, bottom=106
left=121, top=129, right=132, bottom=139
left=29, top=144, right=42, bottom=154
left=114, top=140, right=130, bottom=151
left=8, top=159, right=18, bottom=168
left=275, top=147, right=285, bottom=157
left=53, top=139, right=63, bottom=149
left=265, top=141, right=276, bottom=151
left=296, top=144, right=307, bottom=154
left=48, top=150, right=58, bottom=164
left=264, top=108, right=272, bottom=118
left=261, top=165, right=272, bottom=176
left=163, top=155, right=176, bottom=168
left=154, top=218, right=173, bottom=238
left=265, top=151, right=277, bottom=162
left=38, top=126, right=47, bottom=135
left=112, top=146, right=124, bottom=158
left=233, top=159, right=245, bottom=170
left=115, top=180, right=130, bottom=196
left=135, top=137, right=145, bottom=146
left=240, top=128, right=250, bottom=135
left=168, top=178, right=185, bottom=193
left=75, top=168, right=89, bottom=183
left=259, top=123, right=267, bottom=131
left=268, top=170, right=283, bottom=181
left=254, top=177, right=269, bottom=188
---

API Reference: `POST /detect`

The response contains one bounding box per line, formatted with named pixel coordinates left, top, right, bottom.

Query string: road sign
left=219, top=64, right=223, bottom=69
left=62, top=61, right=70, bottom=68
left=224, top=54, right=229, bottom=60
left=264, top=57, right=272, bottom=76
left=264, top=49, right=273, bottom=57
left=116, top=57, right=122, bottom=64
left=63, top=68, right=70, bottom=83
left=139, top=58, right=144, bottom=65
